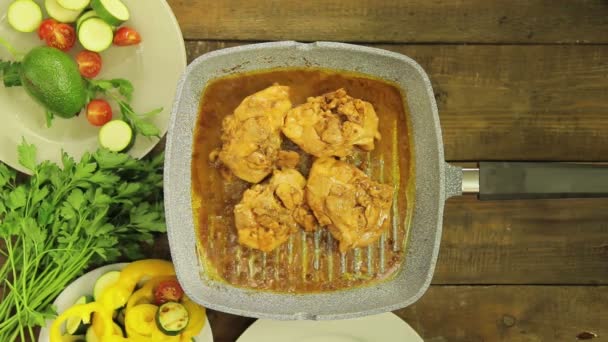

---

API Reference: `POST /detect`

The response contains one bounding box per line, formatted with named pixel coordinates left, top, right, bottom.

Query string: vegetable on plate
left=1, top=43, right=161, bottom=136
left=20, top=46, right=87, bottom=120
left=76, top=50, right=103, bottom=78
left=76, top=10, right=99, bottom=32
left=78, top=17, right=114, bottom=52
left=154, top=280, right=185, bottom=305
left=91, top=0, right=130, bottom=26
left=98, top=119, right=133, bottom=152
left=93, top=271, right=121, bottom=301
left=156, top=302, right=190, bottom=336
left=38, top=18, right=58, bottom=40
left=113, top=27, right=141, bottom=46
left=45, top=0, right=83, bottom=23
left=66, top=296, right=94, bottom=335
left=49, top=260, right=207, bottom=342
left=58, top=0, right=91, bottom=11
left=45, top=22, right=76, bottom=51
left=8, top=0, right=43, bottom=33
left=86, top=98, right=112, bottom=126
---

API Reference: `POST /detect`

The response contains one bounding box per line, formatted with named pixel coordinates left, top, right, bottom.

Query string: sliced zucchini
left=156, top=302, right=189, bottom=336
left=84, top=327, right=98, bottom=342
left=76, top=10, right=98, bottom=32
left=8, top=0, right=43, bottom=33
left=45, top=0, right=82, bottom=23
left=65, top=295, right=94, bottom=335
left=93, top=270, right=121, bottom=301
left=78, top=17, right=114, bottom=52
left=99, top=120, right=133, bottom=152
left=57, top=0, right=90, bottom=11
left=90, top=0, right=129, bottom=26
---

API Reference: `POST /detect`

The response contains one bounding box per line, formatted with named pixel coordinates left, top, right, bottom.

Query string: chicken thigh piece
left=282, top=88, right=381, bottom=158
left=212, top=85, right=292, bottom=183
left=234, top=168, right=317, bottom=252
left=306, top=157, right=393, bottom=252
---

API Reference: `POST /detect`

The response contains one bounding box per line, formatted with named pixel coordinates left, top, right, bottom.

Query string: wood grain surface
left=168, top=0, right=608, bottom=43
left=190, top=286, right=607, bottom=342
left=185, top=41, right=608, bottom=161
left=395, top=285, right=607, bottom=342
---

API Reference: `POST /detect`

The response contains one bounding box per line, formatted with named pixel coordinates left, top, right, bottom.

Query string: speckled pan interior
left=164, top=41, right=463, bottom=320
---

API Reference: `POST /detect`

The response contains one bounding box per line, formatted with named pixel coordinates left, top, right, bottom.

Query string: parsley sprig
left=87, top=78, right=163, bottom=137
left=0, top=141, right=166, bottom=341
left=0, top=60, right=21, bottom=87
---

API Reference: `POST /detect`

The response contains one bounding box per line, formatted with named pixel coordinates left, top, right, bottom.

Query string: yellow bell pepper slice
left=99, top=259, right=176, bottom=310
left=125, top=304, right=157, bottom=337
left=126, top=275, right=177, bottom=311
left=181, top=296, right=207, bottom=339
left=124, top=304, right=181, bottom=342
left=50, top=303, right=113, bottom=342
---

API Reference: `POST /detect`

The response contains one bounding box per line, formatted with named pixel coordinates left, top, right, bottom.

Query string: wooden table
left=159, top=1, right=608, bottom=341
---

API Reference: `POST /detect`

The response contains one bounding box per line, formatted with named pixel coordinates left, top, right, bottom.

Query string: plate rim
left=235, top=312, right=422, bottom=342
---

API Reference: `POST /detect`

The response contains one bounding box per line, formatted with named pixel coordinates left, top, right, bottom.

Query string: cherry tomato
left=154, top=280, right=184, bottom=305
left=45, top=23, right=76, bottom=51
left=75, top=51, right=102, bottom=78
left=38, top=18, right=58, bottom=40
left=86, top=99, right=112, bottom=126
left=113, top=27, right=142, bottom=46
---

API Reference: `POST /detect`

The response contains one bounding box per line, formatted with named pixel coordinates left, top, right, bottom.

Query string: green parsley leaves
left=0, top=60, right=22, bottom=87
left=0, top=141, right=166, bottom=340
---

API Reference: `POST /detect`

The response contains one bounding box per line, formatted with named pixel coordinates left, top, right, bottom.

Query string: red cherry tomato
left=154, top=280, right=184, bottom=305
left=75, top=51, right=102, bottom=78
left=45, top=23, right=76, bottom=51
left=113, top=27, right=142, bottom=46
left=86, top=99, right=112, bottom=126
left=38, top=18, right=58, bottom=40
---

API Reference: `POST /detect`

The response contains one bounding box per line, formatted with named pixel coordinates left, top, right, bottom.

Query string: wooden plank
left=204, top=286, right=606, bottom=342
left=185, top=41, right=608, bottom=161
left=435, top=196, right=608, bottom=285
left=168, top=0, right=608, bottom=43
left=206, top=310, right=256, bottom=342
left=151, top=196, right=608, bottom=285
left=395, top=285, right=607, bottom=342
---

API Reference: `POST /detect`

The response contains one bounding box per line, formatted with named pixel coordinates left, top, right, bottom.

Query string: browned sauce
left=192, top=68, right=414, bottom=292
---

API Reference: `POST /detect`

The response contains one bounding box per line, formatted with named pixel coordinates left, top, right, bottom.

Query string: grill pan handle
left=461, top=162, right=608, bottom=200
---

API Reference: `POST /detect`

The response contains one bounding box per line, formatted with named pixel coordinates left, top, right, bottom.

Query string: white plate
left=0, top=0, right=186, bottom=174
left=38, top=263, right=213, bottom=342
left=236, top=313, right=422, bottom=342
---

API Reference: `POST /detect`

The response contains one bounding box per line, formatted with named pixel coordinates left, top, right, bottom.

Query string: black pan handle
left=463, top=162, right=608, bottom=200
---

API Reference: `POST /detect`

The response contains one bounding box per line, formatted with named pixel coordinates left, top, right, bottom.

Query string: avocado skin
left=20, top=47, right=87, bottom=119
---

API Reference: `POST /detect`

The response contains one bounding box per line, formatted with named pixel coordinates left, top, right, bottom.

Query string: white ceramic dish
left=38, top=263, right=213, bottom=342
left=0, top=0, right=186, bottom=174
left=236, top=312, right=422, bottom=342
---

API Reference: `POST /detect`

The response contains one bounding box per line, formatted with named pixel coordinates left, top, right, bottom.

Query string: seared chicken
left=234, top=168, right=316, bottom=252
left=282, top=89, right=381, bottom=158
left=306, top=157, right=393, bottom=252
left=212, top=85, right=292, bottom=183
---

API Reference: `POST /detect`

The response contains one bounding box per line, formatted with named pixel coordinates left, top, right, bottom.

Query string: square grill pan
left=164, top=41, right=463, bottom=320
